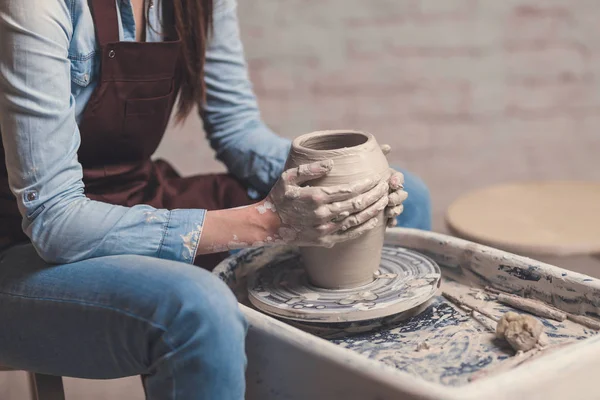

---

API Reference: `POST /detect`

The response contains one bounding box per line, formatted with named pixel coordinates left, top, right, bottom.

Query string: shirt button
left=25, top=191, right=38, bottom=202
left=108, top=50, right=116, bottom=59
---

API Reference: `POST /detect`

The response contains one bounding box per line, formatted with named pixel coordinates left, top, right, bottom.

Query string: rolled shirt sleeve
left=0, top=0, right=206, bottom=264
left=202, top=0, right=291, bottom=199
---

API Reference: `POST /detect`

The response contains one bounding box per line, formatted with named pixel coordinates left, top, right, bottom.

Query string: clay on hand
left=380, top=144, right=409, bottom=227
left=267, top=159, right=389, bottom=248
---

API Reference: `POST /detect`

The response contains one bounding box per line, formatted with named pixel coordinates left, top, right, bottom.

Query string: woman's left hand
left=381, top=144, right=409, bottom=227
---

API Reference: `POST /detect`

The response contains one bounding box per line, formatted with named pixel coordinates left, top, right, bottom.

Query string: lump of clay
left=496, top=312, right=544, bottom=352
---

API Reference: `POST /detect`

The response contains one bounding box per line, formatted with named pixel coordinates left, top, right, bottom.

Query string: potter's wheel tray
left=248, top=246, right=441, bottom=325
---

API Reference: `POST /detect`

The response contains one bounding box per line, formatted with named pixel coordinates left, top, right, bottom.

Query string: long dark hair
left=158, top=0, right=214, bottom=121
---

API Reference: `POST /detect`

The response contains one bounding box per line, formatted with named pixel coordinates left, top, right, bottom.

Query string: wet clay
left=247, top=245, right=441, bottom=324
left=286, top=130, right=391, bottom=289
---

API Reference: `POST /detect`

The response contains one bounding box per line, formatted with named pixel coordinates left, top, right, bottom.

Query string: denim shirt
left=0, top=0, right=291, bottom=264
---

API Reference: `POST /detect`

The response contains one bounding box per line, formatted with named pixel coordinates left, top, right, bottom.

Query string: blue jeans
left=0, top=169, right=430, bottom=400
left=0, top=247, right=248, bottom=399
left=395, top=168, right=432, bottom=230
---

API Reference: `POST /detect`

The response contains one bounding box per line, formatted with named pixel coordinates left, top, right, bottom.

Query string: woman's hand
left=265, top=160, right=389, bottom=248
left=380, top=144, right=408, bottom=227
left=197, top=158, right=396, bottom=255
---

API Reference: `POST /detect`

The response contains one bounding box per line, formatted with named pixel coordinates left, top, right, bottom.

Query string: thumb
left=282, top=159, right=334, bottom=186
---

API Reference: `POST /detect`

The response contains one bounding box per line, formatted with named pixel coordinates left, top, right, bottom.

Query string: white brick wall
left=157, top=0, right=600, bottom=231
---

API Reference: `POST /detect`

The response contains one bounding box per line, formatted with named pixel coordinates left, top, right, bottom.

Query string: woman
left=0, top=0, right=431, bottom=398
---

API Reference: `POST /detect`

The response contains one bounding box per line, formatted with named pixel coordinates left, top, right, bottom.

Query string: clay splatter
left=144, top=211, right=159, bottom=223
left=180, top=225, right=203, bottom=260
left=256, top=201, right=277, bottom=214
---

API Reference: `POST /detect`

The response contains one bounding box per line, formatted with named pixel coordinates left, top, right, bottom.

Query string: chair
left=446, top=181, right=600, bottom=257
left=0, top=365, right=65, bottom=400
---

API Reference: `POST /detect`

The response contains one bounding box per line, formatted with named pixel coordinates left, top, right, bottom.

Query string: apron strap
left=88, top=0, right=120, bottom=46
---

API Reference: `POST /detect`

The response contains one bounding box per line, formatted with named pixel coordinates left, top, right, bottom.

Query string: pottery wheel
left=248, top=246, right=441, bottom=323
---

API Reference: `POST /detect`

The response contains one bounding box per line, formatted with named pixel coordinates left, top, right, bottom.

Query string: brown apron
left=0, top=0, right=252, bottom=268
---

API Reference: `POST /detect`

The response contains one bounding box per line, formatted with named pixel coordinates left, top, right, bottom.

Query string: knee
left=143, top=263, right=247, bottom=394
left=165, top=269, right=247, bottom=346
left=392, top=167, right=432, bottom=230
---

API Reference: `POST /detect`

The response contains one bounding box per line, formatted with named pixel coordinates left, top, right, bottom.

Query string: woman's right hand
left=264, top=159, right=389, bottom=248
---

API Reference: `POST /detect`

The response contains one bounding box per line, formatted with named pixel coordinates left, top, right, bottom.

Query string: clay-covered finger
left=388, top=190, right=408, bottom=206
left=388, top=170, right=405, bottom=191
left=281, top=160, right=333, bottom=186
left=332, top=217, right=379, bottom=243
left=313, top=180, right=389, bottom=222
left=313, top=220, right=341, bottom=236
left=387, top=217, right=398, bottom=228
left=338, top=195, right=388, bottom=231
left=385, top=204, right=404, bottom=219
left=380, top=144, right=392, bottom=155
left=316, top=195, right=387, bottom=236
left=331, top=211, right=350, bottom=222
left=296, top=176, right=380, bottom=205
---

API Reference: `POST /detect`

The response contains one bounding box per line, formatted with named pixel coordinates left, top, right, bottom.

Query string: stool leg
left=28, top=372, right=65, bottom=400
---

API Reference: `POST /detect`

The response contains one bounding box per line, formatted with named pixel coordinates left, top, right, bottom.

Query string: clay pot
left=286, top=130, right=391, bottom=289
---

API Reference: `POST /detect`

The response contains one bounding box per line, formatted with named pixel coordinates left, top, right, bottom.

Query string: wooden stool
left=446, top=181, right=600, bottom=256
left=0, top=366, right=65, bottom=400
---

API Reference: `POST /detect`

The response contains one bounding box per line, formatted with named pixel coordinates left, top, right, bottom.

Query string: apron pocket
left=125, top=87, right=174, bottom=116
left=122, top=86, right=175, bottom=159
